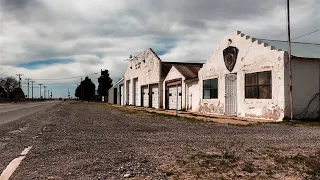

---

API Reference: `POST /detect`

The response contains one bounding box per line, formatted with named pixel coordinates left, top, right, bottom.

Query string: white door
left=188, top=93, right=192, bottom=110
left=134, top=79, right=139, bottom=106
left=142, top=86, right=149, bottom=107
left=120, top=85, right=124, bottom=105
left=151, top=85, right=159, bottom=109
left=168, top=85, right=182, bottom=110
left=225, top=74, right=237, bottom=116
left=128, top=81, right=132, bottom=105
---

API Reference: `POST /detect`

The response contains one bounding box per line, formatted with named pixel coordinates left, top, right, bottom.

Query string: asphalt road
left=0, top=102, right=319, bottom=179
left=0, top=101, right=60, bottom=126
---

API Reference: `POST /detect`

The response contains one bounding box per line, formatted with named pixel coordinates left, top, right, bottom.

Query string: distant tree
left=75, top=76, right=96, bottom=101
left=0, top=85, right=7, bottom=98
left=97, top=69, right=113, bottom=96
left=12, top=87, right=25, bottom=101
left=0, top=77, right=19, bottom=101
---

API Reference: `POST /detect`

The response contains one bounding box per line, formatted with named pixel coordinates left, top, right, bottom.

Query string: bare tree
left=0, top=77, right=19, bottom=100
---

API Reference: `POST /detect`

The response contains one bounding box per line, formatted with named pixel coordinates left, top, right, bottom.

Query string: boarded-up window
left=245, top=71, right=272, bottom=99
left=203, top=78, right=218, bottom=99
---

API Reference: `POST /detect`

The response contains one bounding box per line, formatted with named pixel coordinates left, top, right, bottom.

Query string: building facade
left=108, top=78, right=124, bottom=105
left=198, top=31, right=320, bottom=121
left=124, top=48, right=163, bottom=108
left=162, top=63, right=203, bottom=111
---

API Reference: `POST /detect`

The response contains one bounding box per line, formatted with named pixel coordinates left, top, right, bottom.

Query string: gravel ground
left=0, top=101, right=320, bottom=179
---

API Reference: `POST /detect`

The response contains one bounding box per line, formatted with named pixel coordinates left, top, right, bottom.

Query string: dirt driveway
left=0, top=102, right=319, bottom=179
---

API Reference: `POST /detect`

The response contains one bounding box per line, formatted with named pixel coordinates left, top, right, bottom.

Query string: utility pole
left=31, top=81, right=35, bottom=99
left=16, top=74, right=23, bottom=88
left=38, top=84, right=43, bottom=99
left=287, top=0, right=293, bottom=120
left=81, top=78, right=83, bottom=100
left=68, top=88, right=70, bottom=99
left=101, top=69, right=103, bottom=102
left=25, top=78, right=31, bottom=98
left=43, top=86, right=47, bottom=99
left=51, top=89, right=52, bottom=98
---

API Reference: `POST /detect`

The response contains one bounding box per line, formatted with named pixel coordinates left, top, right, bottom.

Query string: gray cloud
left=0, top=0, right=319, bottom=82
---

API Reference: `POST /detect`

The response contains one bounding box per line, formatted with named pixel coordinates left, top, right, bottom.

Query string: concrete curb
left=111, top=105, right=277, bottom=125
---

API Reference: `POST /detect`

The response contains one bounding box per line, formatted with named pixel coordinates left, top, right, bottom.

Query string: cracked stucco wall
left=124, top=48, right=161, bottom=107
left=198, top=31, right=286, bottom=121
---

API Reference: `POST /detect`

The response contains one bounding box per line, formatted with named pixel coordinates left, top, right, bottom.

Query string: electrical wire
left=257, top=38, right=320, bottom=46
left=293, top=93, right=320, bottom=119
left=31, top=72, right=100, bottom=80
left=292, top=28, right=320, bottom=41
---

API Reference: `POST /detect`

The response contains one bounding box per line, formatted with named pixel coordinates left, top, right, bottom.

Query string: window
left=245, top=71, right=272, bottom=99
left=203, top=78, right=218, bottom=99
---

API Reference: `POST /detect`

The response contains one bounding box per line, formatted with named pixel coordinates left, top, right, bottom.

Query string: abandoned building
left=162, top=62, right=203, bottom=111
left=108, top=78, right=124, bottom=105
left=108, top=31, right=319, bottom=121
left=198, top=31, right=320, bottom=121
left=108, top=48, right=204, bottom=111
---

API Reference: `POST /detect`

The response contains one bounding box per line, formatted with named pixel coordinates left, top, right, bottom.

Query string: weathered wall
left=163, top=66, right=186, bottom=109
left=108, top=78, right=124, bottom=105
left=186, top=80, right=200, bottom=112
left=198, top=31, right=286, bottom=121
left=124, top=48, right=161, bottom=107
left=291, top=58, right=320, bottom=119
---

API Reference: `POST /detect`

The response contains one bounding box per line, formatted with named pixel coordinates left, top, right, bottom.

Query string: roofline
left=112, top=77, right=124, bottom=87
left=148, top=48, right=162, bottom=61
left=292, top=55, right=320, bottom=61
left=162, top=61, right=204, bottom=65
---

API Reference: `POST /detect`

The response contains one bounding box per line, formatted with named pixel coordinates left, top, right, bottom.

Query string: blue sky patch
left=155, top=50, right=168, bottom=56
left=18, top=59, right=74, bottom=69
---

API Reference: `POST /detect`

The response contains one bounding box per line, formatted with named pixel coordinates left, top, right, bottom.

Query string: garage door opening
left=166, top=83, right=182, bottom=110
left=150, top=84, right=159, bottom=109
left=141, top=85, right=149, bottom=107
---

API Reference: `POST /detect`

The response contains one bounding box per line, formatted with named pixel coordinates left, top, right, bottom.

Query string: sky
left=0, top=0, right=319, bottom=98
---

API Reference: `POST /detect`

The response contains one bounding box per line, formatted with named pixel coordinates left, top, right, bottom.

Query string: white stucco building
left=198, top=31, right=320, bottom=121
left=123, top=48, right=164, bottom=108
left=108, top=78, right=124, bottom=105
left=162, top=63, right=203, bottom=111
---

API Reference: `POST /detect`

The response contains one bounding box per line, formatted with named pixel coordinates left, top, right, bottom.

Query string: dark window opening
left=179, top=93, right=182, bottom=96
left=169, top=93, right=172, bottom=96
left=203, top=78, right=218, bottom=99
left=245, top=71, right=272, bottom=99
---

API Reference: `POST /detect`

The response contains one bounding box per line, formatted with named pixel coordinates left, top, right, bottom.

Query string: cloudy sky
left=0, top=0, right=319, bottom=98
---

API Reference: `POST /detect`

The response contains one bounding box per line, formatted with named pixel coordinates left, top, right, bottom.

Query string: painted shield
left=223, top=46, right=239, bottom=72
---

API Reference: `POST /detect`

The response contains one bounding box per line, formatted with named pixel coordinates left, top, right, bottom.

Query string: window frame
left=203, top=78, right=218, bottom=99
left=245, top=71, right=272, bottom=99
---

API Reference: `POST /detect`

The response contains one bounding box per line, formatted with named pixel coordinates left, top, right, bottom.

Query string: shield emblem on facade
left=223, top=46, right=238, bottom=72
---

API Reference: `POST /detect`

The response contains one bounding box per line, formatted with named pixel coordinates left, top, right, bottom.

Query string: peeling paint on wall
left=199, top=101, right=224, bottom=114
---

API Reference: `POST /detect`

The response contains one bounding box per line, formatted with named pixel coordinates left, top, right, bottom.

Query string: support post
left=287, top=0, right=293, bottom=120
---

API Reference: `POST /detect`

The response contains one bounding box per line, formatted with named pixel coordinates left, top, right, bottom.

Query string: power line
left=292, top=28, right=320, bottom=41
left=0, top=72, right=100, bottom=81
left=16, top=74, right=23, bottom=88
left=30, top=80, right=36, bottom=99
left=38, top=84, right=43, bottom=98
left=31, top=72, right=100, bottom=80
left=25, top=78, right=31, bottom=98
left=257, top=38, right=320, bottom=46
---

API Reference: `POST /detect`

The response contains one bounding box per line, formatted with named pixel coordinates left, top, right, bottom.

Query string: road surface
left=0, top=101, right=60, bottom=126
left=0, top=102, right=319, bottom=179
